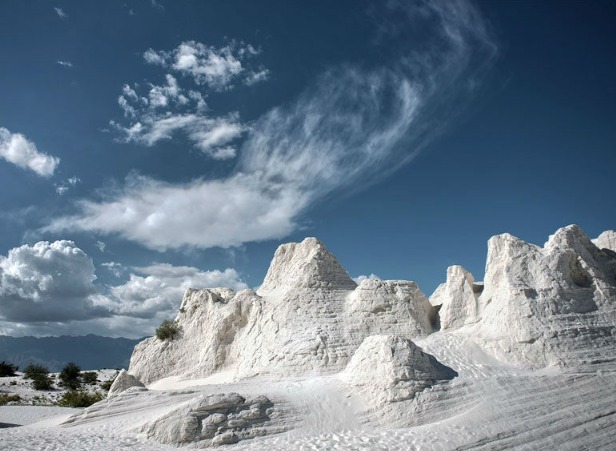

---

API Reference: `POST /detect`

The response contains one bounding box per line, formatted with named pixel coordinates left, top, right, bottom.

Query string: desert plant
left=31, top=373, right=53, bottom=390
left=58, top=390, right=104, bottom=408
left=59, top=362, right=82, bottom=390
left=0, top=361, right=18, bottom=377
left=156, top=319, right=179, bottom=341
left=23, top=363, right=49, bottom=379
left=81, top=371, right=98, bottom=385
left=23, top=363, right=53, bottom=389
left=0, top=394, right=20, bottom=405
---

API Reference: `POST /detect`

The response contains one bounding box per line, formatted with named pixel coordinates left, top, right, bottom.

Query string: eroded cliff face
left=129, top=238, right=435, bottom=384
left=593, top=230, right=616, bottom=253
left=130, top=226, right=616, bottom=386
left=431, top=225, right=616, bottom=368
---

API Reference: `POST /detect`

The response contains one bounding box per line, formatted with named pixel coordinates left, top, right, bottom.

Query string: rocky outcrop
left=137, top=393, right=283, bottom=447
left=432, top=225, right=616, bottom=368
left=129, top=288, right=260, bottom=384
left=258, top=238, right=358, bottom=294
left=130, top=226, right=616, bottom=383
left=129, top=238, right=435, bottom=384
left=429, top=265, right=482, bottom=329
left=593, top=230, right=616, bottom=252
left=341, top=335, right=457, bottom=404
left=107, top=370, right=146, bottom=397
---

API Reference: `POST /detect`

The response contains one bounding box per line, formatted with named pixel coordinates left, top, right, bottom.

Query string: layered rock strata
left=130, top=238, right=435, bottom=384
left=431, top=225, right=616, bottom=368
left=341, top=335, right=457, bottom=404
left=137, top=393, right=282, bottom=447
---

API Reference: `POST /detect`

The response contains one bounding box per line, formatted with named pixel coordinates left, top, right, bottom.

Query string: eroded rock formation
left=341, top=335, right=457, bottom=404
left=129, top=238, right=435, bottom=384
left=430, top=225, right=616, bottom=368
left=137, top=393, right=283, bottom=447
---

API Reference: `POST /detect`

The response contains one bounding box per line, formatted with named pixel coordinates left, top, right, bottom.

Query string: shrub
left=59, top=362, right=82, bottom=390
left=31, top=373, right=53, bottom=390
left=0, top=361, right=18, bottom=377
left=23, top=363, right=49, bottom=379
left=81, top=371, right=98, bottom=385
left=156, top=319, right=179, bottom=341
left=0, top=394, right=20, bottom=406
left=58, top=390, right=104, bottom=408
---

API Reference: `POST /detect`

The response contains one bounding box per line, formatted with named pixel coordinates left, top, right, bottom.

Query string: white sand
left=2, top=330, right=615, bottom=450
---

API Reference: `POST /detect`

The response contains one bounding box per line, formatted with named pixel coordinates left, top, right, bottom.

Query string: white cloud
left=111, top=73, right=246, bottom=159
left=144, top=41, right=265, bottom=90
left=353, top=274, right=381, bottom=284
left=0, top=241, right=110, bottom=322
left=0, top=127, right=60, bottom=177
left=101, top=261, right=122, bottom=277
left=244, top=69, right=270, bottom=86
left=109, top=263, right=247, bottom=319
left=55, top=176, right=80, bottom=195
left=111, top=113, right=246, bottom=159
left=96, top=241, right=107, bottom=252
left=49, top=0, right=496, bottom=251
left=47, top=173, right=302, bottom=250
left=0, top=241, right=247, bottom=337
left=56, top=60, right=72, bottom=68
left=54, top=7, right=67, bottom=19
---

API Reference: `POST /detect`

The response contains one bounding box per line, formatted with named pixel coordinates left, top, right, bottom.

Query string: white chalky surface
left=1, top=226, right=615, bottom=450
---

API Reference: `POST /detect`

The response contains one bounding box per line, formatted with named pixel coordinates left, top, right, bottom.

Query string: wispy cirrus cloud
left=55, top=176, right=80, bottom=195
left=0, top=127, right=60, bottom=177
left=54, top=7, right=68, bottom=19
left=48, top=0, right=497, bottom=251
left=56, top=60, right=72, bottom=68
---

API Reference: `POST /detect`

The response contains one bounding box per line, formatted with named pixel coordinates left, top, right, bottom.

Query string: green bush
left=58, top=390, right=104, bottom=408
left=23, top=363, right=49, bottom=379
left=22, top=363, right=53, bottom=390
left=156, top=319, right=179, bottom=341
left=0, top=394, right=20, bottom=405
left=31, top=373, right=53, bottom=390
left=0, top=361, right=18, bottom=377
left=81, top=371, right=98, bottom=385
left=59, top=362, right=82, bottom=390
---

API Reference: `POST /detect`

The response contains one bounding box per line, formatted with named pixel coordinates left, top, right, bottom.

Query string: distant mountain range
left=0, top=335, right=143, bottom=372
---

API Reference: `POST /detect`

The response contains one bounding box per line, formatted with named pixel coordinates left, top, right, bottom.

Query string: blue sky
left=0, top=0, right=614, bottom=337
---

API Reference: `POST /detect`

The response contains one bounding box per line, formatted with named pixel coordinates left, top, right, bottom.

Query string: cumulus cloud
left=111, top=74, right=247, bottom=159
left=144, top=41, right=265, bottom=90
left=111, top=41, right=267, bottom=156
left=353, top=274, right=381, bottom=284
left=0, top=241, right=110, bottom=322
left=109, top=263, right=247, bottom=319
left=0, top=127, right=60, bottom=177
left=0, top=241, right=247, bottom=337
left=49, top=0, right=496, bottom=251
